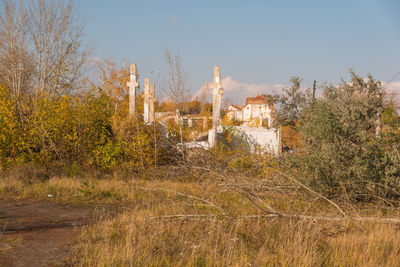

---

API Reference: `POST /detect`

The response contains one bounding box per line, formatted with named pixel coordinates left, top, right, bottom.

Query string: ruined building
left=127, top=63, right=281, bottom=155
left=227, top=94, right=275, bottom=127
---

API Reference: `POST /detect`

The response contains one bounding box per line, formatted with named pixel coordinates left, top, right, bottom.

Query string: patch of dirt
left=0, top=201, right=111, bottom=267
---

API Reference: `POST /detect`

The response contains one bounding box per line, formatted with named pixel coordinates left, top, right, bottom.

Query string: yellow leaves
left=98, top=61, right=131, bottom=102
left=246, top=117, right=262, bottom=127
left=111, top=111, right=164, bottom=170
left=0, top=83, right=169, bottom=170
left=222, top=130, right=233, bottom=143
left=0, top=86, right=24, bottom=167
left=262, top=156, right=279, bottom=178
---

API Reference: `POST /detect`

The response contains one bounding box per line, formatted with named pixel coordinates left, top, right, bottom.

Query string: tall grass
left=72, top=211, right=400, bottom=266
left=2, top=151, right=400, bottom=266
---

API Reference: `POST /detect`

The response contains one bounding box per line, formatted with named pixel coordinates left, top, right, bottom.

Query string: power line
left=383, top=70, right=400, bottom=90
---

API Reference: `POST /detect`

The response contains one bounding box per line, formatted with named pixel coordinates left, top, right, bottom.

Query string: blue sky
left=79, top=0, right=400, bottom=103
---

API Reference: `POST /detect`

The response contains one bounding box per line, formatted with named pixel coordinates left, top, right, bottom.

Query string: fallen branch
left=146, top=213, right=400, bottom=224
left=147, top=214, right=217, bottom=221
left=135, top=186, right=226, bottom=215
left=245, top=213, right=400, bottom=223
left=277, top=171, right=347, bottom=217
left=221, top=183, right=278, bottom=215
left=176, top=167, right=398, bottom=225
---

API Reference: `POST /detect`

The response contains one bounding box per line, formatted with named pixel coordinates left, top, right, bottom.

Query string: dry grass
left=72, top=212, right=400, bottom=266
left=2, top=160, right=400, bottom=266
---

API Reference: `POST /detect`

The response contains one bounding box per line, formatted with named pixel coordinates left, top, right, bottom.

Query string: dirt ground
left=0, top=200, right=110, bottom=267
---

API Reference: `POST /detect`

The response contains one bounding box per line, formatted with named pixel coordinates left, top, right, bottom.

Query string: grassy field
left=2, top=159, right=400, bottom=266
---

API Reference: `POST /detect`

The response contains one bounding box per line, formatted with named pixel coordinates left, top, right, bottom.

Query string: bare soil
left=0, top=200, right=111, bottom=267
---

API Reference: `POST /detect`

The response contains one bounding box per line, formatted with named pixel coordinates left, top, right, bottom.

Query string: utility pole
left=312, top=80, right=316, bottom=100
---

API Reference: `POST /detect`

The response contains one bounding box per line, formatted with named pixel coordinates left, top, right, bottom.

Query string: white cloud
left=382, top=81, right=400, bottom=103
left=191, top=76, right=286, bottom=104
left=383, top=81, right=400, bottom=93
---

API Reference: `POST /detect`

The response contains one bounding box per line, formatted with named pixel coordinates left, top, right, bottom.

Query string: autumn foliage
left=0, top=83, right=172, bottom=172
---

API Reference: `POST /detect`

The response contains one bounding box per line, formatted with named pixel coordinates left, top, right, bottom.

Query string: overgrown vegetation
left=1, top=0, right=400, bottom=266
left=0, top=85, right=173, bottom=172
left=2, top=150, right=400, bottom=266
left=278, top=72, right=400, bottom=202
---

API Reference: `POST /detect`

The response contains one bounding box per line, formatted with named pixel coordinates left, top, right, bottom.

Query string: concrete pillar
left=212, top=66, right=223, bottom=126
left=127, top=64, right=139, bottom=116
left=209, top=66, right=223, bottom=147
left=144, top=78, right=150, bottom=123
left=208, top=128, right=216, bottom=148
left=149, top=83, right=155, bottom=123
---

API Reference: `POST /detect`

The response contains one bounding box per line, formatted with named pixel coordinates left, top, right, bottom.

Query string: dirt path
left=0, top=201, right=110, bottom=267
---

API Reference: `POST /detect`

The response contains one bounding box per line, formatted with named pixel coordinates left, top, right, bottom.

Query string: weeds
left=2, top=149, right=400, bottom=266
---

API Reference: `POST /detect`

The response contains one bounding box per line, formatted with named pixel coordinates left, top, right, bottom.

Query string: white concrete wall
left=235, top=111, right=243, bottom=121
left=241, top=103, right=273, bottom=127
left=184, top=141, right=209, bottom=149
left=227, top=107, right=242, bottom=121
left=227, top=107, right=236, bottom=121
left=228, top=103, right=274, bottom=126
left=243, top=105, right=252, bottom=121
left=208, top=126, right=281, bottom=156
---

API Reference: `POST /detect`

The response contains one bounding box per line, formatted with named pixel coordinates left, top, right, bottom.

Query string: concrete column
left=212, top=66, right=223, bottom=126
left=209, top=65, right=223, bottom=147
left=149, top=83, right=155, bottom=123
left=144, top=78, right=150, bottom=123
left=127, top=64, right=139, bottom=116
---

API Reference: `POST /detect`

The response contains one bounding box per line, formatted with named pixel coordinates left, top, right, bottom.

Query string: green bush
left=289, top=72, right=400, bottom=201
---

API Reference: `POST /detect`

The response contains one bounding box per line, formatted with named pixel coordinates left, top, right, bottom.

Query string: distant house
left=227, top=105, right=244, bottom=121
left=227, top=95, right=275, bottom=127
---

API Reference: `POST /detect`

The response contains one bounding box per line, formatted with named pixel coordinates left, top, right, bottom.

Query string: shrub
left=290, top=72, right=400, bottom=201
left=0, top=86, right=173, bottom=174
left=0, top=86, right=19, bottom=168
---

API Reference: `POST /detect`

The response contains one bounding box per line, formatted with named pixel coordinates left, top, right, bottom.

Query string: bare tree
left=0, top=0, right=91, bottom=97
left=96, top=59, right=130, bottom=100
left=0, top=0, right=34, bottom=99
left=162, top=48, right=189, bottom=112
left=27, top=0, right=91, bottom=95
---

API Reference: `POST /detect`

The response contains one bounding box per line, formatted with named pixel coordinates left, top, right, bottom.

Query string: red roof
left=246, top=95, right=274, bottom=105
